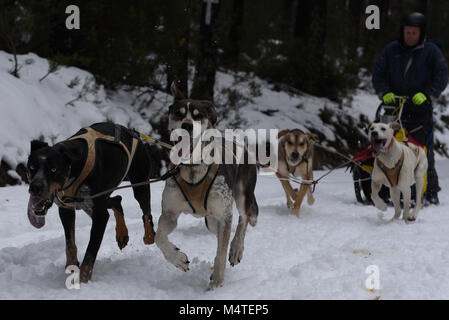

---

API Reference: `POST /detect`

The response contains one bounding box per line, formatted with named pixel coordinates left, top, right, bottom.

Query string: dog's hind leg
left=209, top=214, right=232, bottom=289
left=59, top=207, right=79, bottom=268
left=229, top=186, right=258, bottom=267
left=131, top=183, right=155, bottom=245
left=409, top=173, right=425, bottom=221
left=107, top=196, right=129, bottom=250
left=127, top=143, right=155, bottom=245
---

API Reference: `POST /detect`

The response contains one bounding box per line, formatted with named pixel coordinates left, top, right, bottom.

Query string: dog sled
left=351, top=96, right=430, bottom=205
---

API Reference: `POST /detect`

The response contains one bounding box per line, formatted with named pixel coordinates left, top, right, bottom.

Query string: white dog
left=368, top=122, right=428, bottom=221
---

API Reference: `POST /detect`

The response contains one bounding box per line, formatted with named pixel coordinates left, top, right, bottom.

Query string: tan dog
left=277, top=129, right=316, bottom=216
left=368, top=122, right=428, bottom=221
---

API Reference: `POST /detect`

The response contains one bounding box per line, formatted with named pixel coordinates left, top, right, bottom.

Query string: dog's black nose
left=371, top=131, right=378, bottom=139
left=291, top=151, right=299, bottom=159
left=29, top=181, right=43, bottom=196
left=181, top=122, right=193, bottom=132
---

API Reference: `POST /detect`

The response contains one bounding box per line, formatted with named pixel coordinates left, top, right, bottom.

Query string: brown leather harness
left=172, top=163, right=220, bottom=214
left=55, top=126, right=138, bottom=208
left=376, top=150, right=405, bottom=187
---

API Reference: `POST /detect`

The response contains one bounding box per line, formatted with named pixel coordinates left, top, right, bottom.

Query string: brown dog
left=277, top=129, right=317, bottom=216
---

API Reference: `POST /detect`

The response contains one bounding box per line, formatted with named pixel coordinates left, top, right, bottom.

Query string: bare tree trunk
left=223, top=0, right=244, bottom=69
left=191, top=0, right=221, bottom=102
left=280, top=0, right=294, bottom=35
left=293, top=0, right=312, bottom=39
left=166, top=0, right=190, bottom=96
left=419, top=0, right=428, bottom=15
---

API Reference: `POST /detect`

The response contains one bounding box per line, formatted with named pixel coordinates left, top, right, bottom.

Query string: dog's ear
left=366, top=122, right=373, bottom=133
left=389, top=122, right=401, bottom=131
left=305, top=133, right=319, bottom=143
left=56, top=143, right=81, bottom=165
left=201, top=100, right=217, bottom=127
left=278, top=129, right=290, bottom=139
left=31, top=140, right=48, bottom=152
left=170, top=80, right=185, bottom=101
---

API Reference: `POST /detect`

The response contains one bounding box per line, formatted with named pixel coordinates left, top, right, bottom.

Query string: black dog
left=26, top=122, right=155, bottom=283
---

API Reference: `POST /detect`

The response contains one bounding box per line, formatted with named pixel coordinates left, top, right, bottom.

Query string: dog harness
left=376, top=150, right=405, bottom=187
left=55, top=126, right=138, bottom=208
left=172, top=163, right=220, bottom=214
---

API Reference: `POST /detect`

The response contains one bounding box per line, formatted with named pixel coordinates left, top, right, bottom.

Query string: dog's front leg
left=390, top=188, right=402, bottom=219
left=280, top=180, right=297, bottom=209
left=371, top=179, right=387, bottom=211
left=80, top=201, right=110, bottom=283
left=155, top=211, right=190, bottom=272
left=59, top=207, right=79, bottom=268
left=292, top=184, right=308, bottom=217
left=209, top=213, right=232, bottom=290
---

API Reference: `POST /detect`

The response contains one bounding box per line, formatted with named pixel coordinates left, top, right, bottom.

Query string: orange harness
left=173, top=163, right=220, bottom=214
left=55, top=126, right=138, bottom=208
left=376, top=150, right=405, bottom=187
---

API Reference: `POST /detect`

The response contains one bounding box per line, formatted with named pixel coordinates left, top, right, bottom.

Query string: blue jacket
left=372, top=40, right=448, bottom=100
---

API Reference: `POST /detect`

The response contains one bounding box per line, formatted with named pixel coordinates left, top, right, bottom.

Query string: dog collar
left=386, top=138, right=395, bottom=152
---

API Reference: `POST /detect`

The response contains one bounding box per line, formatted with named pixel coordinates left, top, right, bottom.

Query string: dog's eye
left=175, top=111, right=184, bottom=118
left=299, top=142, right=305, bottom=147
left=381, top=128, right=386, bottom=131
left=51, top=168, right=57, bottom=173
left=287, top=141, right=293, bottom=146
left=29, top=165, right=36, bottom=171
left=192, top=111, right=203, bottom=120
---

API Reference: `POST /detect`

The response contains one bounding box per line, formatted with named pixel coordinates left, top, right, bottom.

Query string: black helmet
left=400, top=12, right=426, bottom=45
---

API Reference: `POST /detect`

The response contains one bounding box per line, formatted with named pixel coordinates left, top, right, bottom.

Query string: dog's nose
left=291, top=151, right=299, bottom=159
left=29, top=181, right=43, bottom=196
left=371, top=131, right=378, bottom=139
left=181, top=122, right=193, bottom=132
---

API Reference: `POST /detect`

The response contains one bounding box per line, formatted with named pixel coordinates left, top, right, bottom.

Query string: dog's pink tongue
left=27, top=199, right=45, bottom=229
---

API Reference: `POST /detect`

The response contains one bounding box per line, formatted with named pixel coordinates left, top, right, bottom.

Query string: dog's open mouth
left=27, top=196, right=52, bottom=229
left=371, top=138, right=387, bottom=154
left=289, top=155, right=301, bottom=166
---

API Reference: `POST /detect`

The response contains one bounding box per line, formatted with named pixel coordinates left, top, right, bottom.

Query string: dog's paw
left=208, top=272, right=224, bottom=290
left=167, top=248, right=190, bottom=272
left=229, top=241, right=244, bottom=267
left=307, top=194, right=315, bottom=205
left=373, top=198, right=387, bottom=212
left=291, top=207, right=300, bottom=217
left=286, top=199, right=293, bottom=209
left=80, top=264, right=93, bottom=283
left=116, top=234, right=129, bottom=250
left=143, top=235, right=155, bottom=245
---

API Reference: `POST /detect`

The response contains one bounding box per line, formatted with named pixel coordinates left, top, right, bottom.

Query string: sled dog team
left=25, top=82, right=428, bottom=288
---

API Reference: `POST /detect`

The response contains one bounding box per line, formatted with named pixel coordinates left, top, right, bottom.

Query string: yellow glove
left=412, top=92, right=427, bottom=105
left=382, top=92, right=395, bottom=104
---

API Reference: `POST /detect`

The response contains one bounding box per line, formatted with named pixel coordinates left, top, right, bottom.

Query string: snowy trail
left=1, top=160, right=449, bottom=299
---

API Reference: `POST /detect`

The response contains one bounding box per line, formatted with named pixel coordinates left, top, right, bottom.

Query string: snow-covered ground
left=1, top=51, right=449, bottom=300
left=1, top=159, right=449, bottom=299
